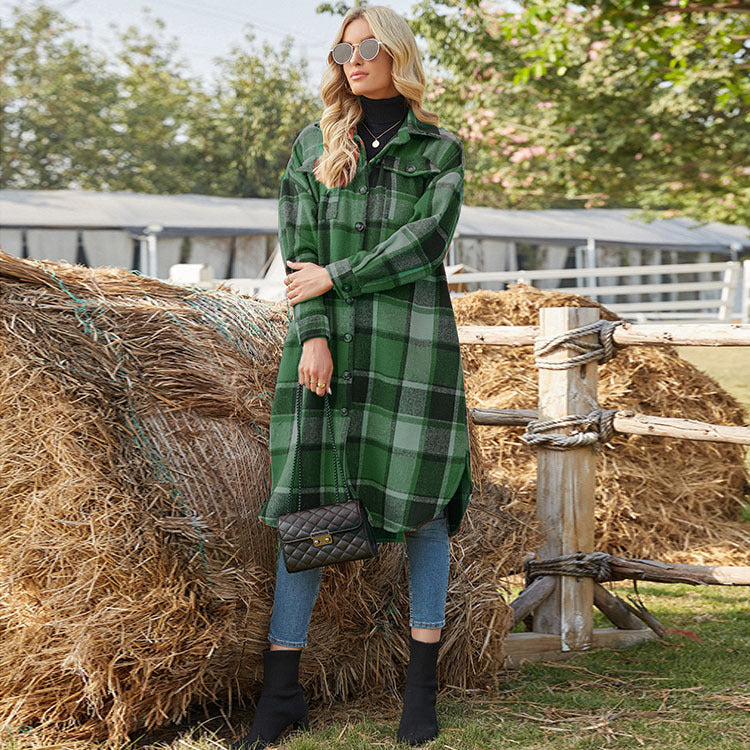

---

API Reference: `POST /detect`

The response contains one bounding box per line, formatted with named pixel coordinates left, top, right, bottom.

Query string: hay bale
left=7, top=253, right=741, bottom=746
left=0, top=252, right=523, bottom=746
left=0, top=253, right=284, bottom=744
left=453, top=285, right=750, bottom=567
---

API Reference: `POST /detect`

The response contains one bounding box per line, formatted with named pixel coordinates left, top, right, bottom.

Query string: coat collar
left=403, top=107, right=442, bottom=140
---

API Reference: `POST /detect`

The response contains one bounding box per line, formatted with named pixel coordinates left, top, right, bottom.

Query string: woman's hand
left=299, top=337, right=333, bottom=397
left=285, top=261, right=333, bottom=306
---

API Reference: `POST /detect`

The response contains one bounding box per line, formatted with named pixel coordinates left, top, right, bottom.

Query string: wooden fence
left=459, top=309, right=750, bottom=667
left=180, top=258, right=749, bottom=322
left=448, top=260, right=744, bottom=322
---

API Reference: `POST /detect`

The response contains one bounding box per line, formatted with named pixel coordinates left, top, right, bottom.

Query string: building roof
left=2, top=189, right=747, bottom=251
left=458, top=206, right=749, bottom=252
left=0, top=189, right=278, bottom=238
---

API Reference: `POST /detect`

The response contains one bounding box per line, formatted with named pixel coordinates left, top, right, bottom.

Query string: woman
left=234, top=6, right=473, bottom=749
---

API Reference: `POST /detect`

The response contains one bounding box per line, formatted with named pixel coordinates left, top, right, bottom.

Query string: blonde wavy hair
left=314, top=5, right=438, bottom=189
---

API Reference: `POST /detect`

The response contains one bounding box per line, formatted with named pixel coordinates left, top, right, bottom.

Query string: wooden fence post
left=532, top=307, right=600, bottom=651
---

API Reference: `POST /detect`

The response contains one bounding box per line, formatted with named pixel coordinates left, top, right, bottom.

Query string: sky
left=1, top=0, right=422, bottom=91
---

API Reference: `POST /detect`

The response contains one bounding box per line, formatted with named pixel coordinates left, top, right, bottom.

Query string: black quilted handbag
left=278, top=383, right=378, bottom=573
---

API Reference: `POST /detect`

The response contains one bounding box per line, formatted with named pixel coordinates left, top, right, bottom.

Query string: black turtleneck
left=357, top=93, right=408, bottom=161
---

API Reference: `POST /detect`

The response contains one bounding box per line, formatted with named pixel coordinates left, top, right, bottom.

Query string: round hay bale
left=0, top=253, right=284, bottom=744
left=452, top=284, right=750, bottom=567
left=0, top=252, right=524, bottom=746
left=8, top=253, right=741, bottom=746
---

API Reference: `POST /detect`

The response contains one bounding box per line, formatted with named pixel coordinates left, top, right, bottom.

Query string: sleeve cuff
left=326, top=258, right=360, bottom=299
left=295, top=313, right=331, bottom=346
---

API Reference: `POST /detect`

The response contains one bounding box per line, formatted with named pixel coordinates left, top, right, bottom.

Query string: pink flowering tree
left=410, top=0, right=749, bottom=226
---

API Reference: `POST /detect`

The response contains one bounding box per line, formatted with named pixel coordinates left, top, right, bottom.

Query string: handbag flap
left=278, top=501, right=364, bottom=544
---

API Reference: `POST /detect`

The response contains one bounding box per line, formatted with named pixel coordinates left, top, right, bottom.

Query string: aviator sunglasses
left=330, top=37, right=383, bottom=64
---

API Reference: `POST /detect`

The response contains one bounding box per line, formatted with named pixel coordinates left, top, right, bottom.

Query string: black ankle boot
left=396, top=636, right=440, bottom=746
left=232, top=648, right=309, bottom=750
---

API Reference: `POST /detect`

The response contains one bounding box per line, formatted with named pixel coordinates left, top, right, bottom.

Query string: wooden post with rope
left=456, top=312, right=750, bottom=666
left=502, top=308, right=657, bottom=666
left=532, top=307, right=599, bottom=651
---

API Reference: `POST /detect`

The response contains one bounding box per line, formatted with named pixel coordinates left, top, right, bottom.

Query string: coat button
left=345, top=296, right=353, bottom=304
left=358, top=186, right=368, bottom=194
left=342, top=283, right=351, bottom=291
left=341, top=407, right=349, bottom=416
left=343, top=333, right=353, bottom=342
left=342, top=370, right=352, bottom=381
left=406, top=164, right=416, bottom=173
left=354, top=221, right=365, bottom=231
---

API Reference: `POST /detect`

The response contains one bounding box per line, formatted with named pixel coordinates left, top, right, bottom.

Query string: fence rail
left=169, top=258, right=749, bottom=323
left=448, top=260, right=739, bottom=282
left=466, top=310, right=750, bottom=664
left=447, top=260, right=743, bottom=323
left=457, top=322, right=750, bottom=346
left=471, top=407, right=750, bottom=445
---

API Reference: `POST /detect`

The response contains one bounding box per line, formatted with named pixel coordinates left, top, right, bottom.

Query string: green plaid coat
left=259, top=107, right=474, bottom=543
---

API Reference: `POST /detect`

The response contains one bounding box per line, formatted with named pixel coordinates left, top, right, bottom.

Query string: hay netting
left=452, top=284, right=750, bottom=567
left=0, top=251, right=524, bottom=746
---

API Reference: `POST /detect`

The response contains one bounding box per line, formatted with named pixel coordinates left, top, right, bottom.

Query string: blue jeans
left=268, top=511, right=450, bottom=648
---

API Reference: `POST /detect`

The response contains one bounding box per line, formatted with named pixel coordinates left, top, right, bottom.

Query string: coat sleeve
left=324, top=138, right=464, bottom=298
left=278, top=137, right=331, bottom=346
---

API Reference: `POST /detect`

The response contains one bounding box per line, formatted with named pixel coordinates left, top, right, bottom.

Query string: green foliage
left=187, top=34, right=320, bottom=198
left=316, top=0, right=370, bottom=16
left=3, top=0, right=748, bottom=219
left=410, top=0, right=750, bottom=224
left=0, top=4, right=120, bottom=188
left=90, top=12, right=202, bottom=193
left=0, top=3, right=320, bottom=197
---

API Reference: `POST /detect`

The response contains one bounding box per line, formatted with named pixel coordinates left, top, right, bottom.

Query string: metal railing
left=447, top=261, right=743, bottom=322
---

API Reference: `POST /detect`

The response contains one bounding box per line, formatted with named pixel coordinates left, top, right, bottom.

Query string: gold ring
left=317, top=382, right=326, bottom=388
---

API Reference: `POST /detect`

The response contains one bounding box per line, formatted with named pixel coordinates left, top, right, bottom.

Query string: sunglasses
left=330, top=37, right=383, bottom=65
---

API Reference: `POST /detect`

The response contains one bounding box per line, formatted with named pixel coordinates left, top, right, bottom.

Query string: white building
left=1, top=189, right=748, bottom=314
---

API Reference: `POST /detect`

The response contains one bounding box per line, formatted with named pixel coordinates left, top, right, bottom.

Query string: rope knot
left=521, top=408, right=618, bottom=450
left=525, top=551, right=613, bottom=583
left=534, top=319, right=624, bottom=370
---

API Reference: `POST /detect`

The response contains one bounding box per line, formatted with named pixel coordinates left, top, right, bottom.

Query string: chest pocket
left=375, top=154, right=441, bottom=224
left=378, top=154, right=441, bottom=179
left=296, top=154, right=340, bottom=220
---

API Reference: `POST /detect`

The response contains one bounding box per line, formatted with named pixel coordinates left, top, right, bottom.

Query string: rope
left=534, top=319, right=624, bottom=370
left=525, top=551, right=613, bottom=583
left=522, top=408, right=618, bottom=450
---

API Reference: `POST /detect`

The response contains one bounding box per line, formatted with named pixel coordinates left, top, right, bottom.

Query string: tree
left=316, top=1, right=370, bottom=15
left=0, top=4, right=120, bottom=188
left=0, top=4, right=321, bottom=197
left=87, top=12, right=204, bottom=193
left=409, top=0, right=749, bottom=225
left=188, top=34, right=321, bottom=198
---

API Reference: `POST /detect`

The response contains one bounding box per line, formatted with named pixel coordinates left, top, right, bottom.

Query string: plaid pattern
left=259, top=108, right=474, bottom=544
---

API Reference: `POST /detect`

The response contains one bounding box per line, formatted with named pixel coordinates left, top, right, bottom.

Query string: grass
left=4, top=350, right=749, bottom=750
left=124, top=582, right=749, bottom=750
left=677, top=346, right=750, bottom=421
